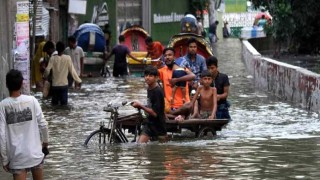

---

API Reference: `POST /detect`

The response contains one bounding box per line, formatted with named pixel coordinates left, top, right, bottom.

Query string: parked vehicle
left=167, top=33, right=213, bottom=59
left=74, top=23, right=106, bottom=76
left=120, top=26, right=151, bottom=76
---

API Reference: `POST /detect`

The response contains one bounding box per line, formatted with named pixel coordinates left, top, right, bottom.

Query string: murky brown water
left=1, top=38, right=320, bottom=179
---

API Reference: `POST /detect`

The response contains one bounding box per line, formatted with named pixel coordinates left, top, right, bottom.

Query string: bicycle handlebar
left=103, top=101, right=135, bottom=113
left=122, top=101, right=133, bottom=106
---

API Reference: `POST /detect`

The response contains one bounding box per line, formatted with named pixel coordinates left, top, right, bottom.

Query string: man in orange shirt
left=159, top=47, right=195, bottom=121
left=145, top=37, right=164, bottom=68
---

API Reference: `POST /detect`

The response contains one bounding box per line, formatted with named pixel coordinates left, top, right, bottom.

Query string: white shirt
left=45, top=54, right=82, bottom=87
left=64, top=46, right=85, bottom=75
left=0, top=95, right=49, bottom=169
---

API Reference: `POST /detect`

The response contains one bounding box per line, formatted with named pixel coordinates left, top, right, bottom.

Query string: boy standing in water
left=0, top=69, right=49, bottom=180
left=190, top=70, right=217, bottom=119
left=131, top=66, right=167, bottom=143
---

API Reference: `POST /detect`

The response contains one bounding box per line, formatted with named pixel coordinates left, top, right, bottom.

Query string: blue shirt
left=258, top=19, right=267, bottom=27
left=174, top=57, right=185, bottom=65
left=178, top=54, right=207, bottom=82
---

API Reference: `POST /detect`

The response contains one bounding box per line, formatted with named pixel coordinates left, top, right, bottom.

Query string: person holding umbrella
left=254, top=9, right=272, bottom=26
left=257, top=15, right=267, bottom=27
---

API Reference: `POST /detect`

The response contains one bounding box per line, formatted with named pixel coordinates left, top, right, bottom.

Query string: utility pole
left=209, top=0, right=217, bottom=24
left=45, top=0, right=59, bottom=42
left=208, top=0, right=222, bottom=24
left=30, top=0, right=37, bottom=59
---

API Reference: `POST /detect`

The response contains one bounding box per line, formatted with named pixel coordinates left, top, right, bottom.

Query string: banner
left=15, top=1, right=30, bottom=94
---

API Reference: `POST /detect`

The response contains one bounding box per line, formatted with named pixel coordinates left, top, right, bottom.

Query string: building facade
left=0, top=0, right=17, bottom=100
left=77, top=0, right=190, bottom=46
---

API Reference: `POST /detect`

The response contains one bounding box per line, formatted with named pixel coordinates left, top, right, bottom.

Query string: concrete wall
left=242, top=40, right=320, bottom=112
left=0, top=0, right=15, bottom=100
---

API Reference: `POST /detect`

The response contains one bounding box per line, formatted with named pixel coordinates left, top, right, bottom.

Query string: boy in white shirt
left=0, top=69, right=49, bottom=180
left=45, top=41, right=82, bottom=106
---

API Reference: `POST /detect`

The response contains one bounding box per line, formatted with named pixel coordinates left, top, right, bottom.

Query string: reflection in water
left=140, top=144, right=223, bottom=179
left=1, top=39, right=320, bottom=179
left=163, top=149, right=189, bottom=179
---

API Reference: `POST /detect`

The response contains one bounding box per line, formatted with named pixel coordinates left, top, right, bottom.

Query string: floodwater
left=2, top=38, right=320, bottom=179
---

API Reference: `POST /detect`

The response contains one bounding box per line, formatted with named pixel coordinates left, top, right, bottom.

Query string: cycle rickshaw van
left=84, top=101, right=229, bottom=146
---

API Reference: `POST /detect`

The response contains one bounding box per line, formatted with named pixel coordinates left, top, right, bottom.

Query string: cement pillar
left=142, top=0, right=151, bottom=33
left=46, top=0, right=59, bottom=42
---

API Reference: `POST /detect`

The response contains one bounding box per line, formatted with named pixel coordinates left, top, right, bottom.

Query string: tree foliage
left=251, top=0, right=320, bottom=54
left=190, top=0, right=210, bottom=17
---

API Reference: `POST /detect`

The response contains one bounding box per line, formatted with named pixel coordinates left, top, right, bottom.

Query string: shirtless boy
left=190, top=70, right=217, bottom=119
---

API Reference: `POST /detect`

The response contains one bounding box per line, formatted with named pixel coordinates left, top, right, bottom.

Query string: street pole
left=49, top=0, right=59, bottom=42
left=209, top=0, right=217, bottom=25
left=30, top=0, right=37, bottom=59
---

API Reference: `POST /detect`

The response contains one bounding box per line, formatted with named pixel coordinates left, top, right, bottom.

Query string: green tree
left=251, top=0, right=320, bottom=55
left=189, top=0, right=222, bottom=27
left=190, top=0, right=210, bottom=17
left=291, top=0, right=320, bottom=54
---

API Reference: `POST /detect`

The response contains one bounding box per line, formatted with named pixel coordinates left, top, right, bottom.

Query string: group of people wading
left=31, top=36, right=84, bottom=106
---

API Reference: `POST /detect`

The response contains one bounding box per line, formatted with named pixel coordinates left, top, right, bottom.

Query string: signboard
left=222, top=12, right=258, bottom=37
left=17, top=1, right=29, bottom=14
left=153, top=12, right=184, bottom=24
left=68, top=0, right=87, bottom=15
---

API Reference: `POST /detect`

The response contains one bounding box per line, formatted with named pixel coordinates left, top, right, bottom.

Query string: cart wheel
left=197, top=127, right=216, bottom=138
left=84, top=128, right=121, bottom=146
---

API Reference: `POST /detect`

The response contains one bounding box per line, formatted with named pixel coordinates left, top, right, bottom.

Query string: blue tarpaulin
left=74, top=23, right=105, bottom=52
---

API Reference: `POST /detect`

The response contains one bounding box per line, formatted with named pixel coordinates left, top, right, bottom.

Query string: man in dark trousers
left=104, top=35, right=141, bottom=77
left=208, top=20, right=219, bottom=43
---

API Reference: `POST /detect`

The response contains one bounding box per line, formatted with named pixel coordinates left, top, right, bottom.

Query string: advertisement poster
left=16, top=22, right=29, bottom=59
left=17, top=1, right=29, bottom=14
left=15, top=1, right=30, bottom=94
left=16, top=14, right=29, bottom=22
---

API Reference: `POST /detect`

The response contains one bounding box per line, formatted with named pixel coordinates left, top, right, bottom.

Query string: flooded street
left=2, top=38, right=320, bottom=179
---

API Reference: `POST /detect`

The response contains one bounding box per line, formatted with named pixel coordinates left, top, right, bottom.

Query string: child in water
left=190, top=70, right=217, bottom=119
